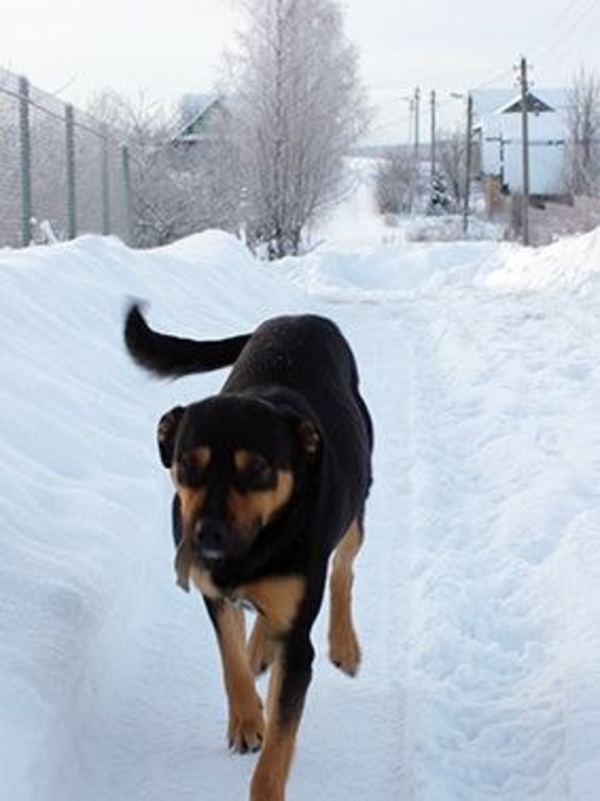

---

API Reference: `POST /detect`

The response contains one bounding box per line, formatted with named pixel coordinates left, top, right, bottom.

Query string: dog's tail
left=123, top=303, right=251, bottom=378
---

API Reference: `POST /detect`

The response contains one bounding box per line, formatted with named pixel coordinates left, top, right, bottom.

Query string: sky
left=1, top=0, right=599, bottom=144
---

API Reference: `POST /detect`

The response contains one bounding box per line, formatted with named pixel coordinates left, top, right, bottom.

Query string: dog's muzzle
left=174, top=517, right=234, bottom=593
left=193, top=517, right=230, bottom=562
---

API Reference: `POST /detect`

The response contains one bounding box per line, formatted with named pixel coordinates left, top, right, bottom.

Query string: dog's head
left=157, top=395, right=321, bottom=591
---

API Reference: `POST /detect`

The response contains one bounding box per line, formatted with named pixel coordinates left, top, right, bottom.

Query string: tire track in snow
left=295, top=303, right=414, bottom=799
left=354, top=305, right=415, bottom=796
left=400, top=283, right=598, bottom=800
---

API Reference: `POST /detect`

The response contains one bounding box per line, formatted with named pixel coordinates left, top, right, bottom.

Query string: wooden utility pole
left=430, top=89, right=436, bottom=180
left=413, top=87, right=420, bottom=212
left=414, top=86, right=420, bottom=161
left=519, top=56, right=530, bottom=245
left=463, top=93, right=473, bottom=235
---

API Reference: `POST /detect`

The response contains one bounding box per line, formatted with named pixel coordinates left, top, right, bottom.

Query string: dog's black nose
left=194, top=518, right=229, bottom=561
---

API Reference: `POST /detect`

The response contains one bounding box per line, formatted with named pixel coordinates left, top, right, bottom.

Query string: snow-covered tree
left=427, top=171, right=452, bottom=215
left=374, top=150, right=413, bottom=215
left=224, top=0, right=370, bottom=258
left=87, top=92, right=224, bottom=246
left=436, top=130, right=468, bottom=208
left=88, top=92, right=198, bottom=245
left=565, top=68, right=600, bottom=196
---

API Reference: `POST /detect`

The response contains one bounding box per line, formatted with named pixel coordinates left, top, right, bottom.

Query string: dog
left=123, top=304, right=373, bottom=801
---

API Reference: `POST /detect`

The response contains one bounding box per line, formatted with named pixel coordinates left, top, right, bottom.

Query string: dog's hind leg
left=328, top=519, right=363, bottom=676
left=204, top=598, right=265, bottom=753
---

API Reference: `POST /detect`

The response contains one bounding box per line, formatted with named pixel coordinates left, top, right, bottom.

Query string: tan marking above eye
left=170, top=446, right=211, bottom=488
left=193, top=446, right=211, bottom=469
left=234, top=449, right=252, bottom=472
left=234, top=449, right=268, bottom=474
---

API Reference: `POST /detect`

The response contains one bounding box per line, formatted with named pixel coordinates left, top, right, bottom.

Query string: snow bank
left=1, top=206, right=600, bottom=800
left=486, top=226, right=600, bottom=292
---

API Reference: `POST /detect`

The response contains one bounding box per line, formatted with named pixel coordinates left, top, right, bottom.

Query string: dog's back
left=226, top=314, right=373, bottom=462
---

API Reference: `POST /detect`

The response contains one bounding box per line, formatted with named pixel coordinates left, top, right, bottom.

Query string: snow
left=1, top=169, right=600, bottom=800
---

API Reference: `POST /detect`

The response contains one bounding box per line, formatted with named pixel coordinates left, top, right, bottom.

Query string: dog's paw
left=228, top=704, right=265, bottom=753
left=329, top=628, right=361, bottom=677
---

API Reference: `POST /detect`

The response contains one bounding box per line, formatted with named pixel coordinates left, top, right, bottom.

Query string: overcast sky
left=1, top=0, right=599, bottom=144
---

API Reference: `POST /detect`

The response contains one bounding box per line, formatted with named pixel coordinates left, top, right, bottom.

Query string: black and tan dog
left=123, top=305, right=373, bottom=801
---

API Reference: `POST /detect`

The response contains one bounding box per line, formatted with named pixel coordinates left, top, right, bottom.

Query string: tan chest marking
left=238, top=575, right=306, bottom=635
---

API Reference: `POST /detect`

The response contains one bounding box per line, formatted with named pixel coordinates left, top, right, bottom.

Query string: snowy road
left=275, top=232, right=600, bottom=799
left=1, top=208, right=600, bottom=800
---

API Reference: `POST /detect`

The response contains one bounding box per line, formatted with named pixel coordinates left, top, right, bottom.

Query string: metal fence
left=0, top=68, right=133, bottom=247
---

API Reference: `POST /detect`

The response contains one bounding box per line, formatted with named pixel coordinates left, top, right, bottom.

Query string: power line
left=528, top=0, right=598, bottom=62
left=528, top=0, right=599, bottom=77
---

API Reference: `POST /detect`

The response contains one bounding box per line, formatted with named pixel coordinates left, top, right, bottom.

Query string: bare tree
left=224, top=0, right=370, bottom=258
left=565, top=67, right=600, bottom=195
left=436, top=130, right=468, bottom=209
left=88, top=91, right=236, bottom=247
left=374, top=150, right=413, bottom=215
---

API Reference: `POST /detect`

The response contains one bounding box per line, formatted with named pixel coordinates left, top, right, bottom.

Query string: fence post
left=18, top=76, right=32, bottom=246
left=101, top=124, right=110, bottom=235
left=65, top=104, right=77, bottom=239
left=121, top=144, right=134, bottom=246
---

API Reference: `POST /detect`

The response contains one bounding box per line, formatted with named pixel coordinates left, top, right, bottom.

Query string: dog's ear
left=297, top=419, right=322, bottom=460
left=157, top=406, right=186, bottom=467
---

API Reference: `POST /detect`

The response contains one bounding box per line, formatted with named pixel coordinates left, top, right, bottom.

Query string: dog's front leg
left=204, top=597, right=265, bottom=752
left=250, top=633, right=314, bottom=801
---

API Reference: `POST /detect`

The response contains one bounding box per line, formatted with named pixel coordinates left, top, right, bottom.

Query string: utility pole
left=413, top=86, right=420, bottom=212
left=463, top=93, right=473, bottom=235
left=403, top=93, right=415, bottom=212
left=414, top=86, right=420, bottom=163
left=406, top=96, right=414, bottom=148
left=519, top=56, right=530, bottom=245
left=430, top=89, right=436, bottom=181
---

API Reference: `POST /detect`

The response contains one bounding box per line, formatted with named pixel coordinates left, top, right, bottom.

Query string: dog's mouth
left=175, top=539, right=224, bottom=593
left=198, top=545, right=226, bottom=561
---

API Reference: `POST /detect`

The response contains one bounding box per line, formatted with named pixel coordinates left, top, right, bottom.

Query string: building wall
left=480, top=109, right=567, bottom=195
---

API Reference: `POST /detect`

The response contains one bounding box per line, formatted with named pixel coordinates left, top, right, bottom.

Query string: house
left=474, top=88, right=568, bottom=204
left=171, top=93, right=228, bottom=148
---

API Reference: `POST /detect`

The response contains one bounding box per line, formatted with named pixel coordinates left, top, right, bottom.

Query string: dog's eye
left=176, top=458, right=206, bottom=488
left=237, top=454, right=275, bottom=490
